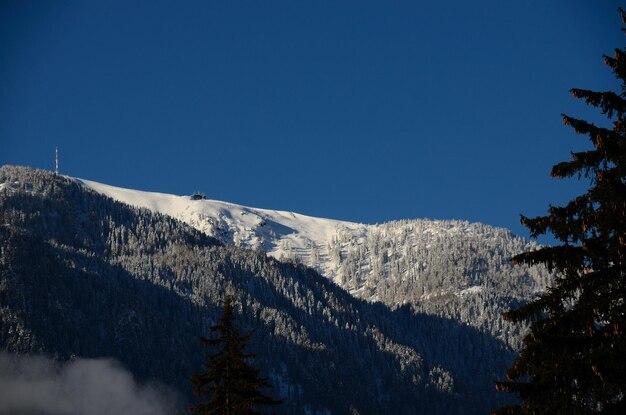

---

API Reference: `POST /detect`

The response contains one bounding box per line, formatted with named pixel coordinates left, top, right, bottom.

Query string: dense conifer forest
left=1, top=165, right=521, bottom=414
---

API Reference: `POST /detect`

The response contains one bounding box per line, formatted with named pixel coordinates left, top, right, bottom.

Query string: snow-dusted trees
left=0, top=165, right=518, bottom=414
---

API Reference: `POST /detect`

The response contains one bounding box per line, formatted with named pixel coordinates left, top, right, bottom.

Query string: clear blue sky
left=1, top=1, right=622, bottom=242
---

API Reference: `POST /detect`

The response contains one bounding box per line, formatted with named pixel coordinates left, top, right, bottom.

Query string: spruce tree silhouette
left=494, top=9, right=626, bottom=415
left=191, top=296, right=279, bottom=415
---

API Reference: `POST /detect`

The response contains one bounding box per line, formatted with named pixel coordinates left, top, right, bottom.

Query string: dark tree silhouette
left=493, top=10, right=626, bottom=415
left=191, top=296, right=279, bottom=415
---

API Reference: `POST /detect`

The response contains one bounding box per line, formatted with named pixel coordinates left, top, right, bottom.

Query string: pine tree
left=493, top=10, right=626, bottom=415
left=191, top=296, right=279, bottom=415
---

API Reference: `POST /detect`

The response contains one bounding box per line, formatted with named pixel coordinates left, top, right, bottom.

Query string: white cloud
left=0, top=353, right=180, bottom=415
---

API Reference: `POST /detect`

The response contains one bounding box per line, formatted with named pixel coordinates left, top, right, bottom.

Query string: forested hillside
left=79, top=176, right=551, bottom=350
left=0, top=165, right=515, bottom=414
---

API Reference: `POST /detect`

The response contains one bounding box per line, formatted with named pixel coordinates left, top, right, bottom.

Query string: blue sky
left=1, top=1, right=622, bottom=242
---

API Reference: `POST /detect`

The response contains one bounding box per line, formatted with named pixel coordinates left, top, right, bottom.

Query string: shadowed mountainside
left=1, top=165, right=515, bottom=414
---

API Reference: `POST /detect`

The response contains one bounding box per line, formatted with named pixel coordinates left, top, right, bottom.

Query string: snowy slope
left=76, top=178, right=367, bottom=286
left=76, top=178, right=547, bottom=299
left=75, top=177, right=551, bottom=348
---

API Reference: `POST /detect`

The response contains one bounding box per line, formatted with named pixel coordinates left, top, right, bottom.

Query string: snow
left=75, top=178, right=365, bottom=278
left=0, top=181, right=31, bottom=192
left=74, top=177, right=522, bottom=301
left=456, top=286, right=485, bottom=297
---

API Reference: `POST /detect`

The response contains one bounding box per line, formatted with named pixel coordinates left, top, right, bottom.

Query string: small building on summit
left=190, top=192, right=207, bottom=200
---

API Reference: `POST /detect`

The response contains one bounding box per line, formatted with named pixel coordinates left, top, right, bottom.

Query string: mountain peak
left=75, top=177, right=550, bottom=347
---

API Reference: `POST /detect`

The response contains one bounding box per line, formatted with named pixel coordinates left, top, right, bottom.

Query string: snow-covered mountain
left=76, top=177, right=551, bottom=348
left=77, top=178, right=364, bottom=277
left=77, top=179, right=371, bottom=288
left=2, top=166, right=522, bottom=413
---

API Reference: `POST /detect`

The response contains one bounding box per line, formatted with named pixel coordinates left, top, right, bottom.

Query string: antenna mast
left=55, top=146, right=59, bottom=175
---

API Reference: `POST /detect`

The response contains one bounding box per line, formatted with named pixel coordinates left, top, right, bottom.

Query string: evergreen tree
left=191, top=296, right=279, bottom=415
left=494, top=10, right=626, bottom=415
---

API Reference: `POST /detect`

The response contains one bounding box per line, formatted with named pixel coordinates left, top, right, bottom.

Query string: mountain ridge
left=75, top=175, right=551, bottom=349
left=0, top=165, right=517, bottom=414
